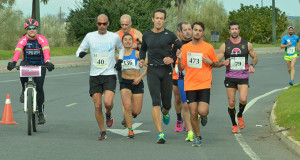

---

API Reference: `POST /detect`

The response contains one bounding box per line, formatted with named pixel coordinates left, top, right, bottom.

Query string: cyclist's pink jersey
left=12, top=34, right=50, bottom=63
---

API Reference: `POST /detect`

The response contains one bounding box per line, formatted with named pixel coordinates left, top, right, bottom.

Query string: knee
left=228, top=100, right=236, bottom=107
left=94, top=103, right=102, bottom=111
left=239, top=98, right=247, bottom=104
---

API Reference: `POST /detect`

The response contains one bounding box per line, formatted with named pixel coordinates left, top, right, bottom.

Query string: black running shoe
left=38, top=113, right=46, bottom=124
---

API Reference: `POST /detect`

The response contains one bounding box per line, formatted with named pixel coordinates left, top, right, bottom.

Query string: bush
left=0, top=8, right=25, bottom=50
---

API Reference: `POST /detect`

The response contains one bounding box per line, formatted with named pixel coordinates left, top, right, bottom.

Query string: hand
left=202, top=56, right=212, bottom=65
left=163, top=57, right=174, bottom=65
left=114, top=59, right=123, bottom=71
left=45, top=62, right=55, bottom=71
left=79, top=52, right=87, bottom=58
left=139, top=60, right=145, bottom=68
left=249, top=65, right=255, bottom=73
left=223, top=58, right=230, bottom=66
left=287, top=42, right=292, bottom=46
left=7, top=61, right=16, bottom=70
left=176, top=49, right=182, bottom=59
left=132, top=77, right=142, bottom=85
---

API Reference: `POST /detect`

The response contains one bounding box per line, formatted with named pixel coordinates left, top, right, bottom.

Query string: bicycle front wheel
left=27, top=88, right=33, bottom=135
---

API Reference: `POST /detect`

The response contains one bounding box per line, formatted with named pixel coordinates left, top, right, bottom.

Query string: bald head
left=120, top=14, right=131, bottom=22
left=97, top=14, right=109, bottom=22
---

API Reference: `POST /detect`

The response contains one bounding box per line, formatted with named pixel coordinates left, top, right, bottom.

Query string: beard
left=289, top=32, right=293, bottom=36
left=231, top=34, right=238, bottom=38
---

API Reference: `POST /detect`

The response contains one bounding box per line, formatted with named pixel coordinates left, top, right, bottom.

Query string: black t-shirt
left=139, top=28, right=182, bottom=65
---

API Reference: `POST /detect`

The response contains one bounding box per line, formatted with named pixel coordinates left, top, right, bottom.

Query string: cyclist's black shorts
left=89, top=75, right=116, bottom=96
left=120, top=78, right=144, bottom=94
left=224, top=78, right=249, bottom=88
left=147, top=65, right=172, bottom=109
left=186, top=89, right=210, bottom=104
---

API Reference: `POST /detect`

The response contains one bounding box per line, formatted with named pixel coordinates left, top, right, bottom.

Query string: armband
left=250, top=64, right=255, bottom=68
left=210, top=62, right=215, bottom=67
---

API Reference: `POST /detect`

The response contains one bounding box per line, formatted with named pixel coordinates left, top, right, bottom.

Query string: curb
left=270, top=101, right=300, bottom=156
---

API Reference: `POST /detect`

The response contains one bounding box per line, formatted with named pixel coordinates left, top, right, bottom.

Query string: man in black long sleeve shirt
left=139, top=8, right=182, bottom=144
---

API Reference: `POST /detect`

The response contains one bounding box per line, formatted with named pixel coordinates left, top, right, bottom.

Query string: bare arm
left=248, top=42, right=258, bottom=73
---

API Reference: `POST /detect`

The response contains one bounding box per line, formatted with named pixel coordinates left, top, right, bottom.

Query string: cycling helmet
left=24, top=19, right=39, bottom=29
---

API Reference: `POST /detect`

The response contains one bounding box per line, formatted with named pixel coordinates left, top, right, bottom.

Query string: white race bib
left=93, top=54, right=108, bottom=69
left=287, top=47, right=296, bottom=54
left=122, top=59, right=136, bottom=70
left=187, top=52, right=202, bottom=68
left=230, top=57, right=245, bottom=70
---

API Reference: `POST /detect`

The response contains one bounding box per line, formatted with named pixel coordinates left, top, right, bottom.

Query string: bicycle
left=16, top=65, right=45, bottom=135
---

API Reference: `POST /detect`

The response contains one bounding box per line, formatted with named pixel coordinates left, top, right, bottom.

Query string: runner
left=178, top=21, right=222, bottom=147
left=116, top=14, right=143, bottom=127
left=172, top=22, right=194, bottom=141
left=217, top=21, right=258, bottom=134
left=280, top=26, right=300, bottom=86
left=76, top=14, right=124, bottom=141
left=120, top=33, right=147, bottom=138
left=139, top=8, right=182, bottom=144
left=7, top=19, right=55, bottom=124
left=172, top=22, right=183, bottom=132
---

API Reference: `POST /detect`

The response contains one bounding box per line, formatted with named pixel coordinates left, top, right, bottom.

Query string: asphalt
left=0, top=46, right=299, bottom=156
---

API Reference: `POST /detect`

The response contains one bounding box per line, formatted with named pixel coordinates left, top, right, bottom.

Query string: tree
left=166, top=0, right=228, bottom=41
left=66, top=0, right=172, bottom=44
left=221, top=4, right=287, bottom=43
left=0, top=0, right=14, bottom=8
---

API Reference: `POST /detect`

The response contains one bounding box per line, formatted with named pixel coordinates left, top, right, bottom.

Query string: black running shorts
left=89, top=75, right=116, bottom=96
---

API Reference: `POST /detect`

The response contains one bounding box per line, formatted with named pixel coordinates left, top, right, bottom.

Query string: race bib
left=122, top=59, right=136, bottom=70
left=287, top=47, right=296, bottom=54
left=93, top=54, right=108, bottom=69
left=187, top=52, right=202, bottom=68
left=230, top=57, right=245, bottom=70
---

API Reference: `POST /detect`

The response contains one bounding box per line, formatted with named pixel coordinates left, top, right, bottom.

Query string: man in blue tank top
left=281, top=26, right=300, bottom=86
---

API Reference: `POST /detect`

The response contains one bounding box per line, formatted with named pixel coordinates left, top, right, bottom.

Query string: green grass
left=0, top=46, right=79, bottom=60
left=275, top=84, right=300, bottom=140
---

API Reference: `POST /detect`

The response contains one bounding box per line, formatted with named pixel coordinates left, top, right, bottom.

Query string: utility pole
left=272, top=0, right=276, bottom=43
left=59, top=7, right=62, bottom=25
left=35, top=0, right=41, bottom=34
left=261, top=0, right=263, bottom=7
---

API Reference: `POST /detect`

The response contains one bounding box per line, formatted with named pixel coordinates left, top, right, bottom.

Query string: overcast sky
left=13, top=0, right=300, bottom=17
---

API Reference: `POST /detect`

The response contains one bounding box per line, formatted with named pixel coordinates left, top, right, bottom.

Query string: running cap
left=287, top=26, right=294, bottom=30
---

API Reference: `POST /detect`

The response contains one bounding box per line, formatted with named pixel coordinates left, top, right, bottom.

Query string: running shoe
left=289, top=80, right=293, bottom=86
left=38, top=112, right=46, bottom=124
left=20, top=91, right=24, bottom=103
left=161, top=106, right=170, bottom=125
left=121, top=118, right=127, bottom=127
left=174, top=119, right=183, bottom=132
left=200, top=116, right=208, bottom=126
left=237, top=117, right=245, bottom=129
left=127, top=130, right=134, bottom=138
left=232, top=125, right=239, bottom=133
left=106, top=116, right=114, bottom=127
left=185, top=131, right=194, bottom=142
left=192, top=137, right=202, bottom=147
left=97, top=131, right=107, bottom=141
left=157, top=132, right=166, bottom=144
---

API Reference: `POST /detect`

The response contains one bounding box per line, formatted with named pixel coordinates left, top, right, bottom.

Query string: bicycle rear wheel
left=27, top=88, right=33, bottom=135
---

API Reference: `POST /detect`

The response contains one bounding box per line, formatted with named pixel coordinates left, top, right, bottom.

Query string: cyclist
left=119, top=33, right=147, bottom=138
left=7, top=19, right=55, bottom=124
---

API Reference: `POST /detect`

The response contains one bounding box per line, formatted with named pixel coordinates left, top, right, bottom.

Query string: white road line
left=0, top=71, right=88, bottom=83
left=65, top=103, right=77, bottom=107
left=236, top=86, right=288, bottom=160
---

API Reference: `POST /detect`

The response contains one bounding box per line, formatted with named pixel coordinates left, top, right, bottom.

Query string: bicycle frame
left=20, top=66, right=41, bottom=113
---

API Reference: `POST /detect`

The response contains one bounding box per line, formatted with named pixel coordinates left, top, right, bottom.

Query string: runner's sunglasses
left=97, top=22, right=108, bottom=26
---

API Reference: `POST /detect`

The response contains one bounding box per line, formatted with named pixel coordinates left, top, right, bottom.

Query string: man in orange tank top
left=116, top=14, right=143, bottom=50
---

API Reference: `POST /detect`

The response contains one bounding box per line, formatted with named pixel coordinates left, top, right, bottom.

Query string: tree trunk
left=177, top=0, right=184, bottom=25
left=32, top=0, right=36, bottom=19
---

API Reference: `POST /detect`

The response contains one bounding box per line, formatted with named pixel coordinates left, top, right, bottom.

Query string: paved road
left=0, top=53, right=299, bottom=160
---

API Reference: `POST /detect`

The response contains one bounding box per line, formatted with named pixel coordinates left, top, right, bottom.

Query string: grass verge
left=275, top=84, right=300, bottom=140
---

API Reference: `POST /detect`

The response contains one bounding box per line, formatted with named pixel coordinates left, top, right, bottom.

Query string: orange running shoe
left=128, top=130, right=134, bottom=138
left=232, top=125, right=239, bottom=133
left=237, top=117, right=245, bottom=129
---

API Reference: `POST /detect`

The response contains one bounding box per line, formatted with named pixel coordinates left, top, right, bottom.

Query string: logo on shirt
left=164, top=32, right=168, bottom=35
left=231, top=48, right=241, bottom=55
